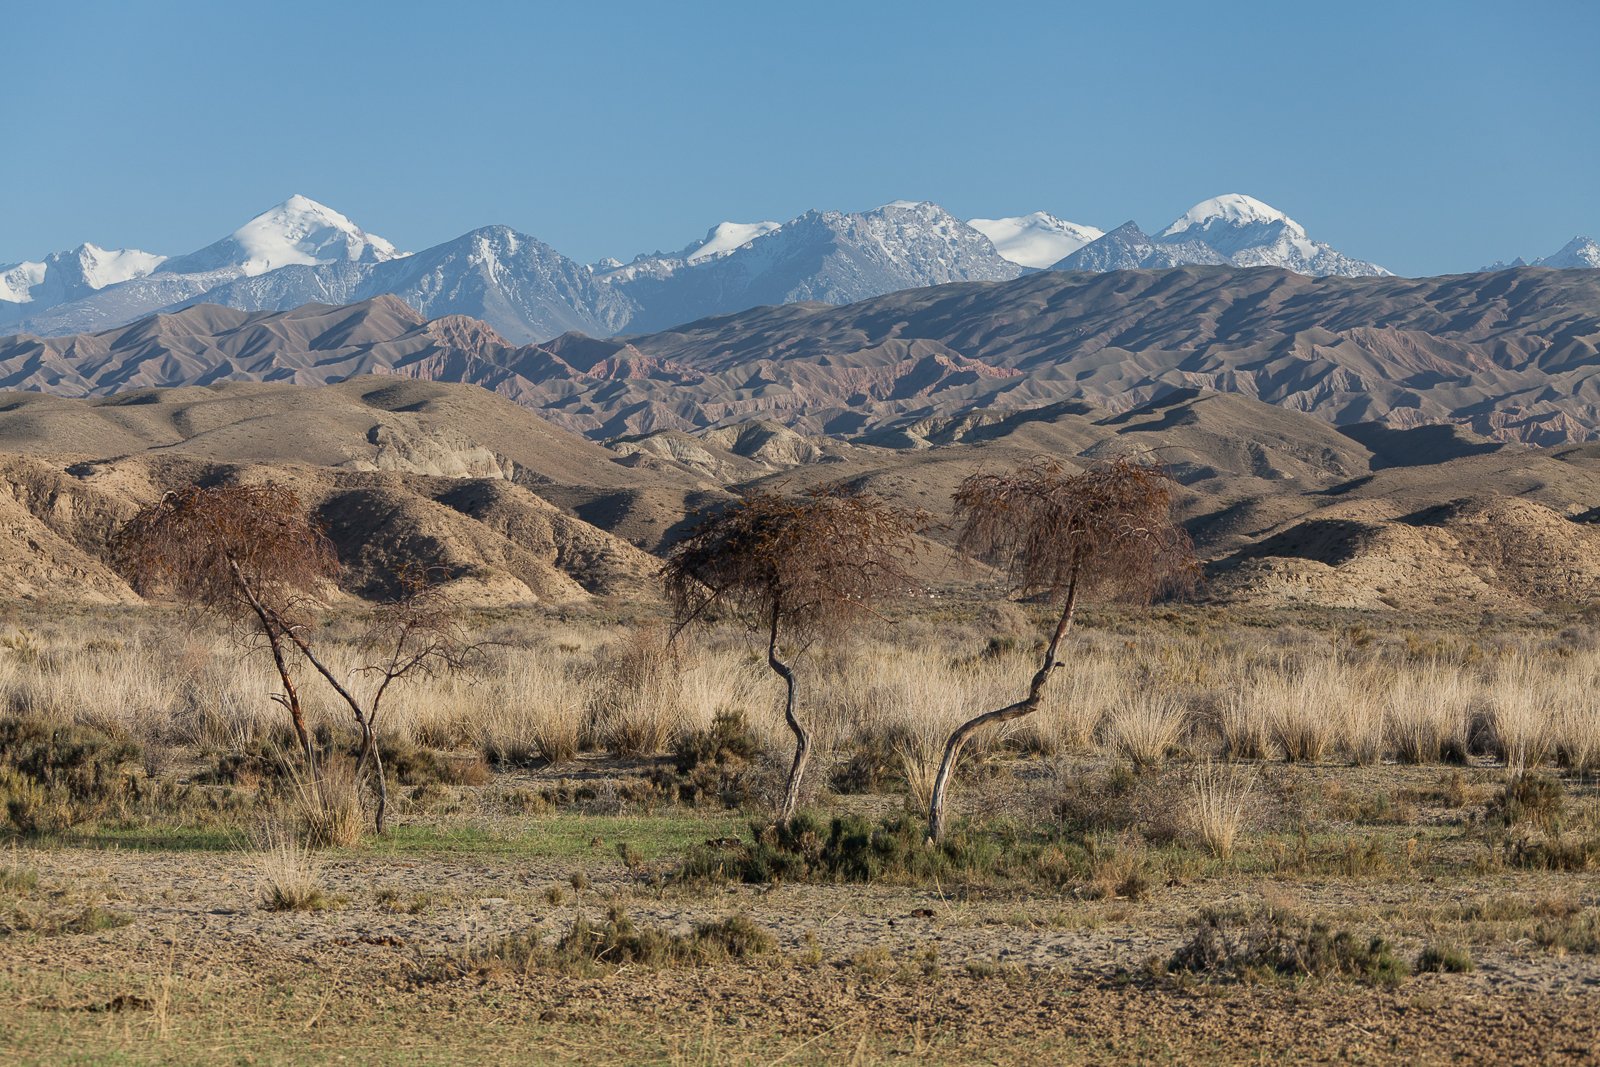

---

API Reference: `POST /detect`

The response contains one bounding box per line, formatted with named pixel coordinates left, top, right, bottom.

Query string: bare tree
left=926, top=458, right=1197, bottom=842
left=287, top=568, right=477, bottom=834
left=114, top=484, right=337, bottom=777
left=119, top=489, right=477, bottom=836
left=662, top=486, right=922, bottom=825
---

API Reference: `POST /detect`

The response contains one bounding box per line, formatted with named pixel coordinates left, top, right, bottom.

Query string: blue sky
left=3, top=0, right=1595, bottom=275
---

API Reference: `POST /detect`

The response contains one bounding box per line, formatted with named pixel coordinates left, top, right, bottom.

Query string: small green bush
left=461, top=906, right=774, bottom=977
left=1415, top=943, right=1474, bottom=974
left=1167, top=911, right=1409, bottom=988
left=676, top=811, right=1098, bottom=889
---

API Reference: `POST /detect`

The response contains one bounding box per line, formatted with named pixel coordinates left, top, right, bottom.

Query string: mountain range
left=16, top=191, right=1569, bottom=346
left=1482, top=235, right=1600, bottom=272
left=5, top=264, right=1599, bottom=447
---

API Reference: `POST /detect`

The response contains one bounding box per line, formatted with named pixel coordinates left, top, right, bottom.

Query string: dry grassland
left=1, top=600, right=1597, bottom=1064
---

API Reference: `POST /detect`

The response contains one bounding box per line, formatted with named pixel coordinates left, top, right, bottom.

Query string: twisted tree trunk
left=230, top=558, right=317, bottom=781
left=264, top=626, right=317, bottom=777
left=767, top=609, right=810, bottom=826
left=927, top=572, right=1080, bottom=843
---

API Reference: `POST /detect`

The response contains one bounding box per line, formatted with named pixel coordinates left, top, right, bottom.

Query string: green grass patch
left=373, top=811, right=747, bottom=862
left=1415, top=943, right=1474, bottom=973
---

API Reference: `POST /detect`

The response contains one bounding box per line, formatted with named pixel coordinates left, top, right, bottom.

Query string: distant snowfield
left=685, top=221, right=781, bottom=263
left=0, top=260, right=48, bottom=303
left=0, top=244, right=168, bottom=304
left=969, top=212, right=1105, bottom=269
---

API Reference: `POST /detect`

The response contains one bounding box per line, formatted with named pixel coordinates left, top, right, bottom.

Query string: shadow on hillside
left=1339, top=423, right=1503, bottom=470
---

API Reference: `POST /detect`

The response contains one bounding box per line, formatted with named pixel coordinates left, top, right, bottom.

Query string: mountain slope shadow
left=1339, top=423, right=1504, bottom=470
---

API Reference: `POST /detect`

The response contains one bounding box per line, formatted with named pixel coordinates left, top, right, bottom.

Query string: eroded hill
left=6, top=266, right=1600, bottom=448
left=4, top=377, right=1600, bottom=613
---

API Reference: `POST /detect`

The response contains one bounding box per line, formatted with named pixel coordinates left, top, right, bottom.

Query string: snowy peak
left=0, top=243, right=166, bottom=305
left=1159, top=193, right=1301, bottom=239
left=157, top=194, right=405, bottom=278
left=684, top=220, right=782, bottom=263
left=1157, top=194, right=1308, bottom=261
left=0, top=260, right=47, bottom=303
left=231, top=194, right=404, bottom=273
left=1055, top=221, right=1228, bottom=272
left=817, top=201, right=1023, bottom=281
left=1151, top=193, right=1389, bottom=278
left=600, top=199, right=1023, bottom=334
left=1481, top=236, right=1600, bottom=272
left=68, top=244, right=167, bottom=289
left=968, top=212, right=1105, bottom=269
left=1536, top=236, right=1600, bottom=269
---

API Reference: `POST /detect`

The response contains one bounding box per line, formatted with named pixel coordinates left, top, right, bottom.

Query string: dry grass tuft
left=254, top=828, right=328, bottom=911
left=1188, top=760, right=1256, bottom=859
left=1106, top=693, right=1187, bottom=770
left=1387, top=662, right=1472, bottom=764
left=289, top=757, right=365, bottom=848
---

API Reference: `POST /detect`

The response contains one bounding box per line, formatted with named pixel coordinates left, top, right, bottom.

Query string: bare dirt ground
left=3, top=756, right=1598, bottom=1065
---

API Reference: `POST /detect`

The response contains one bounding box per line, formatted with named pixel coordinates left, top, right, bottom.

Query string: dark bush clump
left=1053, top=764, right=1186, bottom=843
left=1415, top=943, right=1474, bottom=974
left=378, top=737, right=492, bottom=788
left=677, top=811, right=1092, bottom=889
left=457, top=906, right=774, bottom=978
left=655, top=710, right=764, bottom=807
left=828, top=730, right=903, bottom=795
left=1491, top=773, right=1565, bottom=834
left=203, top=730, right=489, bottom=791
left=0, top=718, right=146, bottom=836
left=1167, top=910, right=1409, bottom=988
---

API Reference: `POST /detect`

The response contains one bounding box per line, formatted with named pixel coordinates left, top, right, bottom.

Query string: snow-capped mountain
left=593, top=219, right=783, bottom=285
left=1156, top=194, right=1299, bottom=254
left=685, top=220, right=783, bottom=264
left=1535, top=237, right=1600, bottom=269
left=1052, top=194, right=1389, bottom=277
left=187, top=225, right=631, bottom=343
left=603, top=200, right=1024, bottom=333
left=0, top=244, right=165, bottom=308
left=967, top=212, right=1104, bottom=269
left=4, top=196, right=408, bottom=336
left=1155, top=194, right=1390, bottom=277
left=1483, top=236, right=1600, bottom=271
left=0, top=191, right=1424, bottom=343
left=156, top=194, right=404, bottom=277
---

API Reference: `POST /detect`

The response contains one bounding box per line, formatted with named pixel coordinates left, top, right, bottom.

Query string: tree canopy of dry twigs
left=926, top=457, right=1197, bottom=841
left=116, top=489, right=477, bottom=836
left=113, top=484, right=338, bottom=773
left=662, top=486, right=923, bottom=824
